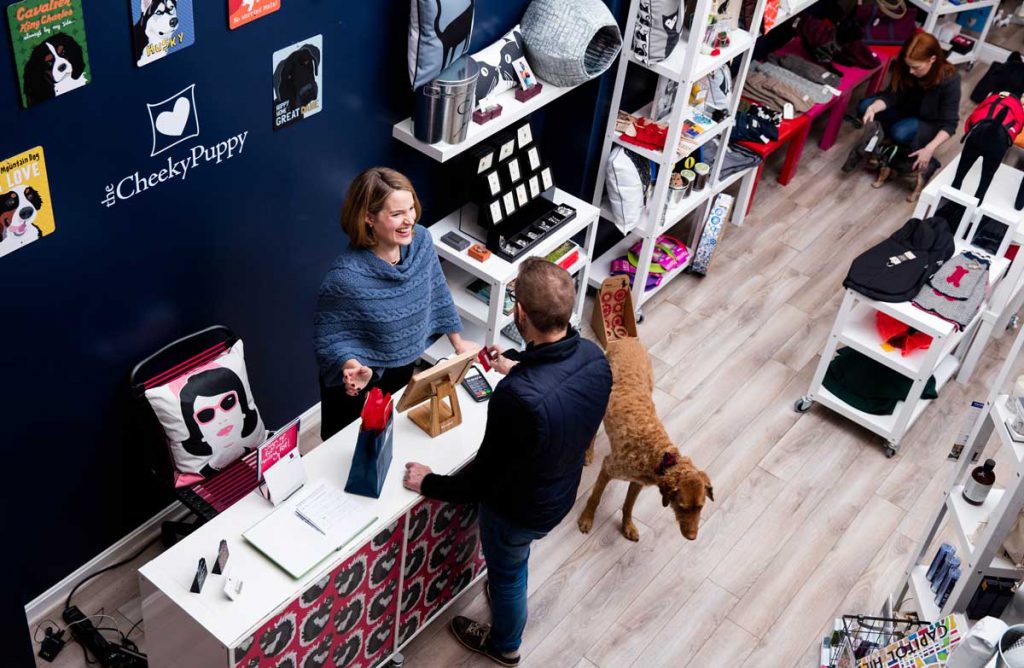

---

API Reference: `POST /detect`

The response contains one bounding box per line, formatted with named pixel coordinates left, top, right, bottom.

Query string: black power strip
left=62, top=606, right=147, bottom=667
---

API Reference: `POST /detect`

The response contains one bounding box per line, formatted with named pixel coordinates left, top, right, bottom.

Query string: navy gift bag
left=345, top=390, right=394, bottom=498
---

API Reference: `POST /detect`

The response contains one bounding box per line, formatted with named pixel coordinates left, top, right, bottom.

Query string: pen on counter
left=295, top=511, right=326, bottom=535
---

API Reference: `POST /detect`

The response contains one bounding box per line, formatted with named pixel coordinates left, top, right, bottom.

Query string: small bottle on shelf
left=962, top=459, right=997, bottom=506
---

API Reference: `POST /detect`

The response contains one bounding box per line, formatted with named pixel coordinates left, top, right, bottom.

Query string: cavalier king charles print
left=22, top=33, right=87, bottom=106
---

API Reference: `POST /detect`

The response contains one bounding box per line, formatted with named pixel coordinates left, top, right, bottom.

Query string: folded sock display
left=822, top=347, right=938, bottom=415
left=912, top=251, right=990, bottom=330
left=753, top=61, right=833, bottom=105
left=768, top=53, right=842, bottom=88
left=743, top=70, right=815, bottom=114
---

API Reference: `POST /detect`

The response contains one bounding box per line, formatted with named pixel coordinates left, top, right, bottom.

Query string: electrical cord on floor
left=64, top=535, right=161, bottom=612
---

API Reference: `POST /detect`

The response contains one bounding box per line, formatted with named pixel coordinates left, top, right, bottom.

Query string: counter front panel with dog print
left=0, top=147, right=55, bottom=259
left=7, top=0, right=91, bottom=108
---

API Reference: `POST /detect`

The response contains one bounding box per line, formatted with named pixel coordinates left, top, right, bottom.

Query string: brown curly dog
left=578, top=337, right=713, bottom=541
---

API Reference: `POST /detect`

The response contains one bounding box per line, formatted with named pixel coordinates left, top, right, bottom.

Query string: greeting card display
left=0, top=147, right=55, bottom=259
left=131, top=0, right=196, bottom=68
left=228, top=0, right=280, bottom=29
left=273, top=35, right=323, bottom=131
left=7, top=0, right=91, bottom=108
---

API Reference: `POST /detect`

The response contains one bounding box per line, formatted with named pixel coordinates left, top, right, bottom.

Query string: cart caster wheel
left=636, top=310, right=645, bottom=324
left=885, top=446, right=897, bottom=458
left=794, top=397, right=813, bottom=413
left=1009, top=315, right=1020, bottom=331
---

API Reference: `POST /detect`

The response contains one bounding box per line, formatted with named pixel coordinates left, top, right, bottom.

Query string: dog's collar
left=655, top=452, right=677, bottom=476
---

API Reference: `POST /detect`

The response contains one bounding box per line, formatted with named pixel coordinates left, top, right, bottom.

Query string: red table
left=738, top=40, right=897, bottom=211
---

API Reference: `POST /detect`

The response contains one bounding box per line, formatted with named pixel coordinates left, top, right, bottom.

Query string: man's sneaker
left=450, top=616, right=521, bottom=667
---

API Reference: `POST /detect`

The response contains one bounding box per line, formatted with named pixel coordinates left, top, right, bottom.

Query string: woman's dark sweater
left=879, top=72, right=961, bottom=146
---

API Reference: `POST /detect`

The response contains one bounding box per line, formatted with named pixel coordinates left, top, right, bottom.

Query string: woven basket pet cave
left=520, top=0, right=622, bottom=87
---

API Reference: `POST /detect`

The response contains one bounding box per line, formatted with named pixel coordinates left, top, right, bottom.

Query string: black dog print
left=407, top=504, right=430, bottom=542
left=331, top=632, right=362, bottom=668
left=300, top=596, right=332, bottom=645
left=365, top=615, right=395, bottom=659
left=434, top=0, right=475, bottom=71
left=369, top=580, right=397, bottom=622
left=272, top=653, right=297, bottom=668
left=332, top=595, right=364, bottom=636
left=399, top=611, right=421, bottom=645
left=301, top=636, right=332, bottom=668
left=401, top=578, right=423, bottom=613
left=233, top=636, right=254, bottom=664
left=371, top=542, right=400, bottom=586
left=371, top=521, right=397, bottom=550
left=405, top=543, right=426, bottom=579
left=451, top=565, right=474, bottom=595
left=300, top=574, right=330, bottom=606
left=455, top=534, right=477, bottom=565
left=333, top=556, right=366, bottom=597
left=432, top=504, right=459, bottom=536
left=22, top=33, right=87, bottom=106
left=458, top=503, right=478, bottom=530
left=429, top=533, right=456, bottom=572
left=425, top=566, right=452, bottom=605
left=258, top=613, right=296, bottom=657
left=273, top=43, right=320, bottom=112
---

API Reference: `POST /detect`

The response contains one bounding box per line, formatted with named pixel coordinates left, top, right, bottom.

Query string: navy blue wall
left=1, top=0, right=625, bottom=622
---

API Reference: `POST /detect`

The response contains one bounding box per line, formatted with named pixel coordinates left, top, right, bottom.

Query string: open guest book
left=244, top=480, right=377, bottom=578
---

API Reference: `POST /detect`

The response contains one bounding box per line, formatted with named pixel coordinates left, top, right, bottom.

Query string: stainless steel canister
left=680, top=170, right=696, bottom=197
left=694, top=163, right=710, bottom=190
left=413, top=57, right=480, bottom=145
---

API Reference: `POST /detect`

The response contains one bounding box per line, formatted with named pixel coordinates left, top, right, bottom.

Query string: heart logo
left=155, top=97, right=191, bottom=137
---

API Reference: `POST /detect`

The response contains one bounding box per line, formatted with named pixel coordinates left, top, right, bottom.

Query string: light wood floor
left=32, top=65, right=1023, bottom=668
left=988, top=0, right=1024, bottom=54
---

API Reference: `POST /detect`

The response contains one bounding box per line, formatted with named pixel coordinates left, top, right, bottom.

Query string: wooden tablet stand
left=407, top=378, right=462, bottom=437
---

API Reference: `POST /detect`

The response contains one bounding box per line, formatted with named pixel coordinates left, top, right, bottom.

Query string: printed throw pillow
left=466, top=26, right=525, bottom=107
left=633, top=0, right=681, bottom=64
left=605, top=146, right=652, bottom=229
left=408, top=0, right=476, bottom=90
left=145, top=339, right=267, bottom=488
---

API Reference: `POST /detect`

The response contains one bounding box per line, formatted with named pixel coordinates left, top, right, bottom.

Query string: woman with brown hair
left=844, top=32, right=961, bottom=178
left=314, top=167, right=476, bottom=439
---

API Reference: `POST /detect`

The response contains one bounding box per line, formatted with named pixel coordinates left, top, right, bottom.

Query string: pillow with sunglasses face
left=145, top=340, right=267, bottom=487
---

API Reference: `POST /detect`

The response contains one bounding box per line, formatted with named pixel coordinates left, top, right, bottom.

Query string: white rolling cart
left=796, top=167, right=1015, bottom=455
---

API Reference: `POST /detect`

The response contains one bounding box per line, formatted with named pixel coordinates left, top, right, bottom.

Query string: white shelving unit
left=588, top=0, right=766, bottom=315
left=797, top=234, right=1010, bottom=454
left=392, top=80, right=577, bottom=163
left=909, top=0, right=1001, bottom=68
left=912, top=158, right=1024, bottom=383
left=426, top=187, right=600, bottom=360
left=895, top=321, right=1024, bottom=621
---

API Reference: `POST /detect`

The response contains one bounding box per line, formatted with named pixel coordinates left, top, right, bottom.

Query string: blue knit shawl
left=314, top=225, right=462, bottom=386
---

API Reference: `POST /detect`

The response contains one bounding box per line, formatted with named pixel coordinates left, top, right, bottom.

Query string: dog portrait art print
left=131, top=0, right=195, bottom=68
left=7, top=0, right=92, bottom=108
left=0, top=147, right=55, bottom=259
left=272, top=35, right=323, bottom=131
left=228, top=0, right=280, bottom=29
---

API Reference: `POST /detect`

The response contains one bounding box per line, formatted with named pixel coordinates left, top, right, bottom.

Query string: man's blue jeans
left=478, top=505, right=548, bottom=654
left=857, top=96, right=920, bottom=148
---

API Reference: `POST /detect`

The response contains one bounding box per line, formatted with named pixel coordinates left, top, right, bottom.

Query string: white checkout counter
left=138, top=370, right=501, bottom=668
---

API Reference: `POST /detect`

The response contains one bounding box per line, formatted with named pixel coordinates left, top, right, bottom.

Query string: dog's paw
left=871, top=180, right=885, bottom=189
left=578, top=513, right=594, bottom=534
left=622, top=521, right=640, bottom=542
left=906, top=192, right=920, bottom=203
left=584, top=449, right=594, bottom=466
